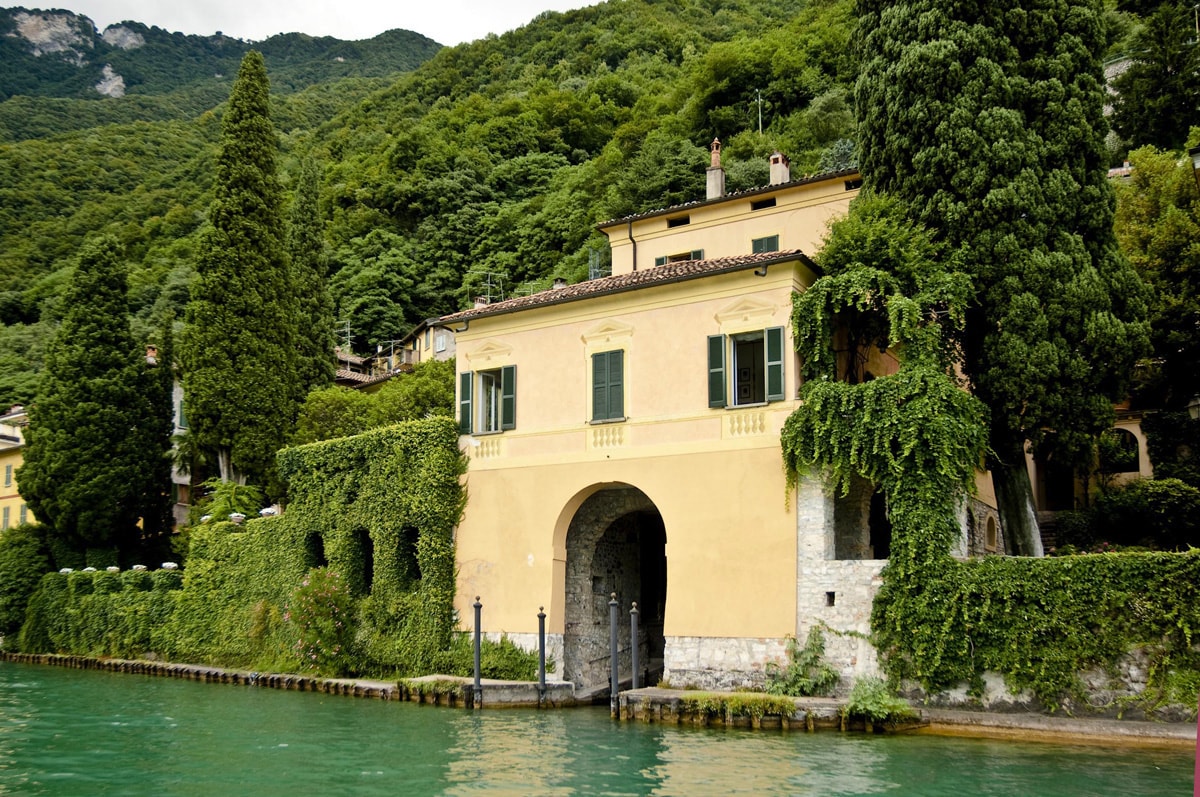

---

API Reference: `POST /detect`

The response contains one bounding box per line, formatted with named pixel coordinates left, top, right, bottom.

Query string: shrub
left=287, top=567, right=356, bottom=676
left=844, top=677, right=916, bottom=725
left=764, top=626, right=839, bottom=696
left=0, top=523, right=50, bottom=635
left=1093, top=478, right=1200, bottom=550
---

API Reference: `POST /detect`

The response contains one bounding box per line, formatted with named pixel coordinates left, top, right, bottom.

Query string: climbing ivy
left=14, top=418, right=487, bottom=679
left=785, top=196, right=1200, bottom=712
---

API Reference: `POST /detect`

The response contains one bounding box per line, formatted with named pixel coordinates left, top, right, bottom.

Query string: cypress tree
left=855, top=0, right=1150, bottom=554
left=288, top=156, right=336, bottom=395
left=17, top=235, right=166, bottom=563
left=181, top=51, right=299, bottom=491
left=138, top=316, right=177, bottom=546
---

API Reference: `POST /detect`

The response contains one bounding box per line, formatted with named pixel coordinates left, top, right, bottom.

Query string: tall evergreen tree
left=181, top=51, right=299, bottom=491
left=17, top=235, right=168, bottom=563
left=1111, top=2, right=1200, bottom=150
left=288, top=156, right=336, bottom=395
left=138, top=316, right=177, bottom=546
left=855, top=0, right=1150, bottom=554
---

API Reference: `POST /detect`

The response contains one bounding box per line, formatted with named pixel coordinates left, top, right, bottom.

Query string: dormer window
left=654, top=249, right=704, bottom=266
left=666, top=216, right=690, bottom=228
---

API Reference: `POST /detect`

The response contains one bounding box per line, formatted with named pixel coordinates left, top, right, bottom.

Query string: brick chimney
left=769, top=152, right=791, bottom=185
left=706, top=138, right=725, bottom=200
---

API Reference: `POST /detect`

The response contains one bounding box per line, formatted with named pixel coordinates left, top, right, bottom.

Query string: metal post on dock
left=609, top=592, right=619, bottom=716
left=537, top=606, right=546, bottom=706
left=473, top=596, right=482, bottom=709
left=630, top=602, right=639, bottom=691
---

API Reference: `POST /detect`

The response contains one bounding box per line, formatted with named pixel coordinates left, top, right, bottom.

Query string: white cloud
left=48, top=0, right=594, bottom=46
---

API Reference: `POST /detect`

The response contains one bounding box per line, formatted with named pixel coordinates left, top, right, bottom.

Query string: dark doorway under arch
left=562, top=487, right=667, bottom=695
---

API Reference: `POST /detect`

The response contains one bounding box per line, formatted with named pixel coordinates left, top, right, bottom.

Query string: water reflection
left=0, top=663, right=1190, bottom=796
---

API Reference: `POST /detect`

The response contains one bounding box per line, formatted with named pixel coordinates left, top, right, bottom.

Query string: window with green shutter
left=654, top=249, right=705, bottom=266
left=460, top=367, right=517, bottom=434
left=752, top=235, right=779, bottom=254
left=592, top=350, right=625, bottom=421
left=709, top=326, right=786, bottom=408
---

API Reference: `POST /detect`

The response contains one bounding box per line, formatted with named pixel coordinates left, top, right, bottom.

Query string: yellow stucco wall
left=454, top=265, right=814, bottom=639
left=601, top=174, right=859, bottom=275
left=0, top=446, right=31, bottom=530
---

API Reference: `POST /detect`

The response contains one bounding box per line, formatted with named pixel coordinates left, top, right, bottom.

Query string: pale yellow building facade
left=0, top=408, right=33, bottom=532
left=445, top=157, right=999, bottom=692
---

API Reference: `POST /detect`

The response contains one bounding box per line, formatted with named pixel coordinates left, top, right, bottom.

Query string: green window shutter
left=691, top=249, right=704, bottom=260
left=766, top=326, right=785, bottom=401
left=752, top=235, right=779, bottom=254
left=501, top=365, right=517, bottom=430
left=608, top=350, right=624, bottom=419
left=707, top=335, right=726, bottom=408
left=459, top=371, right=473, bottom=434
left=592, top=351, right=624, bottom=421
left=592, top=353, right=608, bottom=421
left=654, top=256, right=667, bottom=267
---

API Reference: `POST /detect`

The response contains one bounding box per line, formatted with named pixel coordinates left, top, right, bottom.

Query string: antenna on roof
left=756, top=88, right=763, bottom=135
left=466, top=270, right=508, bottom=303
left=335, top=319, right=352, bottom=351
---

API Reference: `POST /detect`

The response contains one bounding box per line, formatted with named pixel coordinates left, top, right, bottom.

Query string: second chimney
left=706, top=138, right=725, bottom=200
left=769, top=152, right=791, bottom=185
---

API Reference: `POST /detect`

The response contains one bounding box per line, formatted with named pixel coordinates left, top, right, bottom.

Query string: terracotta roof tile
left=440, top=249, right=816, bottom=324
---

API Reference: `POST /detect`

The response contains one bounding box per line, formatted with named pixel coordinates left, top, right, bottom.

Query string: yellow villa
left=444, top=147, right=1001, bottom=694
left=0, top=406, right=33, bottom=532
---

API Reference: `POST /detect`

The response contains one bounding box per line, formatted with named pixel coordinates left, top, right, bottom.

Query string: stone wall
left=663, top=636, right=788, bottom=690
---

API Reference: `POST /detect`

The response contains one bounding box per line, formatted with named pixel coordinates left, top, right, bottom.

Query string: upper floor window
left=750, top=197, right=776, bottom=211
left=592, top=350, right=625, bottom=422
left=3, top=464, right=10, bottom=487
left=18, top=504, right=26, bottom=525
left=654, top=249, right=704, bottom=267
left=666, top=215, right=690, bottom=228
left=2, top=506, right=8, bottom=530
left=434, top=331, right=448, bottom=353
left=751, top=235, right=779, bottom=254
left=459, top=366, right=516, bottom=434
left=708, top=327, right=785, bottom=408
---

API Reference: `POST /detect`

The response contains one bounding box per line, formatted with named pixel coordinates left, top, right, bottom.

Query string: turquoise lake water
left=0, top=662, right=1191, bottom=795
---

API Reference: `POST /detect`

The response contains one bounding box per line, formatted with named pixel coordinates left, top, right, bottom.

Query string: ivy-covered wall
left=875, top=550, right=1200, bottom=713
left=15, top=419, right=470, bottom=677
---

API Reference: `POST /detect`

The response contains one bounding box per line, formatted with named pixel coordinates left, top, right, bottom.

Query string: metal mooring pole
left=630, top=602, right=640, bottom=691
left=537, top=606, right=547, bottom=706
left=609, top=592, right=619, bottom=716
left=473, top=596, right=482, bottom=709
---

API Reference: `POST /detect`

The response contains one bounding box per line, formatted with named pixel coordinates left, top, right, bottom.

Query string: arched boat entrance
left=561, top=486, right=666, bottom=696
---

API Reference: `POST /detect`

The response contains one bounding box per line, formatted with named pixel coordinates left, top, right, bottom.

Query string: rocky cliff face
left=11, top=10, right=94, bottom=64
left=7, top=10, right=142, bottom=96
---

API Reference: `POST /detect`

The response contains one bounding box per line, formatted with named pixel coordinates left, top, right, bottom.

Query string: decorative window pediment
left=462, top=339, right=513, bottom=367
left=580, top=320, right=634, bottom=347
left=713, top=297, right=778, bottom=333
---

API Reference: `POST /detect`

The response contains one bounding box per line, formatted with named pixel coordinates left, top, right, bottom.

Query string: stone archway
left=562, top=487, right=667, bottom=695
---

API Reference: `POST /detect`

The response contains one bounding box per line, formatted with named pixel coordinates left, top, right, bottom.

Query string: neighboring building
left=0, top=406, right=33, bottom=531
left=444, top=147, right=1002, bottom=694
left=398, top=318, right=457, bottom=367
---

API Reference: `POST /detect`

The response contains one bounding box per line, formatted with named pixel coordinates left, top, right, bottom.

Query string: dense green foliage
left=1110, top=2, right=1200, bottom=151
left=288, top=157, right=337, bottom=394
left=855, top=0, right=1150, bottom=553
left=13, top=420, right=502, bottom=678
left=0, top=10, right=439, bottom=108
left=879, top=551, right=1200, bottom=711
left=180, top=52, right=299, bottom=491
left=0, top=523, right=50, bottom=634
left=292, top=358, right=455, bottom=444
left=1113, top=143, right=1200, bottom=410
left=843, top=676, right=916, bottom=724
left=16, top=235, right=172, bottom=563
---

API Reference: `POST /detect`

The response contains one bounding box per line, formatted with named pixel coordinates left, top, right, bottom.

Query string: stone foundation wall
left=663, top=636, right=788, bottom=690
left=795, top=559, right=886, bottom=687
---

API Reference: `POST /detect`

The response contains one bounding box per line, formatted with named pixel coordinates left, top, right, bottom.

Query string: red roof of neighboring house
left=439, top=249, right=817, bottom=325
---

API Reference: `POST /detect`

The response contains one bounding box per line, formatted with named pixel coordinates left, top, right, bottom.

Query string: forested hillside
left=0, top=0, right=1183, bottom=407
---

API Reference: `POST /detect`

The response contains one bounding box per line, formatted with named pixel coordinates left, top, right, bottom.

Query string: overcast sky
left=48, top=1, right=597, bottom=46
